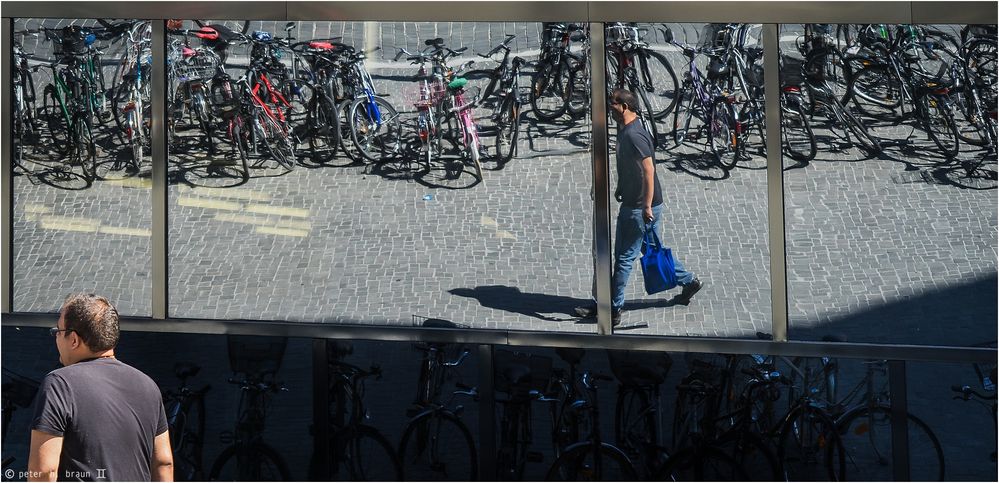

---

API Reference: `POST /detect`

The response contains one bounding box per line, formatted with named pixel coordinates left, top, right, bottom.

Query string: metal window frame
left=1, top=1, right=996, bottom=359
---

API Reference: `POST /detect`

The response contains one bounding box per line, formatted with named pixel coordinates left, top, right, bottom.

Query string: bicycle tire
left=72, top=116, right=97, bottom=181
left=777, top=403, right=845, bottom=481
left=208, top=443, right=291, bottom=481
left=226, top=117, right=251, bottom=181
left=919, top=94, right=960, bottom=159
left=192, top=90, right=215, bottom=157
left=840, top=102, right=883, bottom=156
left=496, top=402, right=531, bottom=481
left=954, top=84, right=997, bottom=148
left=545, top=442, right=639, bottom=481
left=307, top=96, right=342, bottom=164
left=782, top=94, right=817, bottom=162
left=466, top=123, right=484, bottom=184
left=335, top=424, right=403, bottom=481
left=830, top=405, right=945, bottom=481
left=348, top=96, right=402, bottom=163
left=643, top=50, right=680, bottom=120
left=172, top=396, right=207, bottom=481
left=494, top=96, right=521, bottom=164
left=398, top=409, right=478, bottom=481
left=709, top=99, right=739, bottom=170
left=614, top=386, right=657, bottom=475
left=671, top=83, right=696, bottom=146
left=530, top=60, right=570, bottom=122
left=847, top=64, right=904, bottom=121
left=654, top=444, right=750, bottom=481
left=566, top=56, right=590, bottom=118
left=718, top=429, right=781, bottom=481
left=256, top=110, right=296, bottom=170
left=635, top=87, right=661, bottom=148
left=43, top=85, right=70, bottom=156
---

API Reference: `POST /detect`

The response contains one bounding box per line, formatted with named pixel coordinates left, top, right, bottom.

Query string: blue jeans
left=612, top=203, right=695, bottom=310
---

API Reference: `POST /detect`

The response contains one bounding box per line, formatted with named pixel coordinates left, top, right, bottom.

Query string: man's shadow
left=448, top=286, right=588, bottom=322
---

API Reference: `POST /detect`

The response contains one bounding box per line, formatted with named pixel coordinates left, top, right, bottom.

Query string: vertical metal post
left=151, top=20, right=167, bottom=318
left=312, top=339, right=330, bottom=480
left=2, top=18, right=13, bottom=313
left=477, top=344, right=495, bottom=481
left=762, top=23, right=788, bottom=342
left=889, top=360, right=911, bottom=481
left=589, top=22, right=612, bottom=336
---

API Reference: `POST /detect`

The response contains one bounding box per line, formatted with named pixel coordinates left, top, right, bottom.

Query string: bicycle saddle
left=174, top=362, right=201, bottom=380
left=425, top=37, right=445, bottom=47
left=556, top=347, right=585, bottom=366
left=447, top=77, right=468, bottom=90
left=607, top=350, right=672, bottom=387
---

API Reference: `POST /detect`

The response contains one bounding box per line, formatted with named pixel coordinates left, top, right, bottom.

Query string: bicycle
left=545, top=348, right=591, bottom=465
left=606, top=23, right=671, bottom=147
left=12, top=35, right=39, bottom=172
left=466, top=34, right=529, bottom=165
left=309, top=340, right=402, bottom=481
left=397, top=318, right=478, bottom=481
left=544, top=371, right=639, bottom=481
left=161, top=363, right=211, bottom=481
left=606, top=349, right=672, bottom=480
left=531, top=22, right=588, bottom=122
left=493, top=348, right=554, bottom=480
left=951, top=361, right=997, bottom=464
left=106, top=20, right=152, bottom=176
left=208, top=336, right=291, bottom=481
left=1, top=369, right=40, bottom=470
left=340, top=45, right=403, bottom=164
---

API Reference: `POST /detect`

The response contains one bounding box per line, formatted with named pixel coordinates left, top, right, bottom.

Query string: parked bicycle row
left=4, top=331, right=996, bottom=481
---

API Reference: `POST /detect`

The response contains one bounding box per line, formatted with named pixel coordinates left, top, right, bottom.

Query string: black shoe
left=612, top=308, right=622, bottom=327
left=676, top=279, right=703, bottom=305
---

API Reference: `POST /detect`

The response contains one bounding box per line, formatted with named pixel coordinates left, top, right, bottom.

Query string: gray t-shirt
left=616, top=120, right=663, bottom=208
left=31, top=357, right=168, bottom=482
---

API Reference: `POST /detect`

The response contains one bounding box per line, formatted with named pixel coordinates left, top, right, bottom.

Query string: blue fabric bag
left=640, top=223, right=678, bottom=294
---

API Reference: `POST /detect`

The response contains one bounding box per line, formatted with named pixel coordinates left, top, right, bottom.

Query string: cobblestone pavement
left=10, top=21, right=996, bottom=346
left=2, top=328, right=996, bottom=481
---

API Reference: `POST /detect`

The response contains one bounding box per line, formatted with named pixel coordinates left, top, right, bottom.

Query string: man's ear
left=69, top=332, right=81, bottom=350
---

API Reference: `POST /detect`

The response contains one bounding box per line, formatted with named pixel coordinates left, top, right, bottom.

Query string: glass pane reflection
left=12, top=18, right=152, bottom=315
left=167, top=21, right=595, bottom=331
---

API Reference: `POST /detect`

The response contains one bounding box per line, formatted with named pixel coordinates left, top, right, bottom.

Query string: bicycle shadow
left=448, top=285, right=587, bottom=322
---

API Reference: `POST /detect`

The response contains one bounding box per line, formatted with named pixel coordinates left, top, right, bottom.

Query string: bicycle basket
left=606, top=349, right=672, bottom=387
left=175, top=51, right=219, bottom=83
left=493, top=349, right=553, bottom=398
left=53, top=26, right=96, bottom=56
left=227, top=335, right=288, bottom=376
left=606, top=23, right=641, bottom=42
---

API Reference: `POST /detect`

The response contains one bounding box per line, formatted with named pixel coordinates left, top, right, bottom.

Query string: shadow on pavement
left=448, top=285, right=588, bottom=322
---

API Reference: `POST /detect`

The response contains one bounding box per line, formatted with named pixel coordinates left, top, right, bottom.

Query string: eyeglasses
left=49, top=327, right=74, bottom=337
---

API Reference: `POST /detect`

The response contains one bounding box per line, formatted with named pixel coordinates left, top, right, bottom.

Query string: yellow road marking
left=481, top=215, right=498, bottom=227
left=39, top=216, right=100, bottom=233
left=177, top=197, right=243, bottom=211
left=255, top=226, right=310, bottom=237
left=496, top=229, right=518, bottom=240
left=99, top=226, right=151, bottom=237
left=23, top=204, right=52, bottom=214
left=275, top=219, right=312, bottom=230
left=105, top=177, right=152, bottom=189
left=177, top=185, right=272, bottom=201
left=246, top=204, right=309, bottom=218
left=214, top=213, right=272, bottom=226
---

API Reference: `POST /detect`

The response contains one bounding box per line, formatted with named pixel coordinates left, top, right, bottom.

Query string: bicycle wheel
left=635, top=87, right=661, bottom=148
left=348, top=96, right=402, bottom=163
left=671, top=84, right=695, bottom=146
left=655, top=445, right=750, bottom=481
left=954, top=85, right=997, bottom=148
left=494, top=96, right=521, bottom=164
left=782, top=94, right=817, bottom=162
left=398, top=409, right=477, bottom=481
left=172, top=398, right=207, bottom=481
left=709, top=99, right=739, bottom=169
left=530, top=60, right=570, bottom=122
left=545, top=442, right=639, bottom=481
left=256, top=111, right=296, bottom=170
left=840, top=101, right=883, bottom=156
left=919, top=94, right=960, bottom=159
left=566, top=56, right=590, bottom=118
left=614, top=387, right=658, bottom=475
left=307, top=96, right=342, bottom=164
left=777, top=404, right=845, bottom=481
left=465, top=122, right=484, bottom=184
left=208, top=443, right=291, bottom=481
left=43, top=85, right=70, bottom=156
left=71, top=116, right=97, bottom=181
left=847, top=64, right=904, bottom=121
left=718, top=430, right=781, bottom=481
left=221, top=117, right=251, bottom=181
left=830, top=405, right=944, bottom=481
left=337, top=425, right=402, bottom=481
left=642, top=50, right=679, bottom=120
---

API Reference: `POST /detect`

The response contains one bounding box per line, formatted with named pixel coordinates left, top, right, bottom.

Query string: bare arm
left=28, top=430, right=63, bottom=482
left=641, top=156, right=656, bottom=221
left=151, top=431, right=174, bottom=481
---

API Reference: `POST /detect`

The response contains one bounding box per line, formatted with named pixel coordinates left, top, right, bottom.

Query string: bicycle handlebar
left=952, top=384, right=998, bottom=401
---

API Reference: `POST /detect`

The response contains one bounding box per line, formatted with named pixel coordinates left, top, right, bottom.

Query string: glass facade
left=780, top=23, right=998, bottom=346
left=11, top=18, right=153, bottom=316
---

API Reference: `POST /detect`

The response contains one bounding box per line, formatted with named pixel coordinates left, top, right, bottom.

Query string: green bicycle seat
left=448, top=77, right=468, bottom=90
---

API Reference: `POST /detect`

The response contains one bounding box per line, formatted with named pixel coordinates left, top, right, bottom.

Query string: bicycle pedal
left=527, top=451, right=544, bottom=463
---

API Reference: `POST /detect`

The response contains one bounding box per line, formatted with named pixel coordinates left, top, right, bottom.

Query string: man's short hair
left=610, top=88, right=640, bottom=113
left=62, top=293, right=120, bottom=352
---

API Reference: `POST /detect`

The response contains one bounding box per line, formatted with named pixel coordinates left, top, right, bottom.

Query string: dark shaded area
left=448, top=285, right=585, bottom=322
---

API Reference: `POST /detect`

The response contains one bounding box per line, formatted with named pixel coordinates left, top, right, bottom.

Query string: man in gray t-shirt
left=576, top=89, right=703, bottom=326
left=28, top=294, right=172, bottom=482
